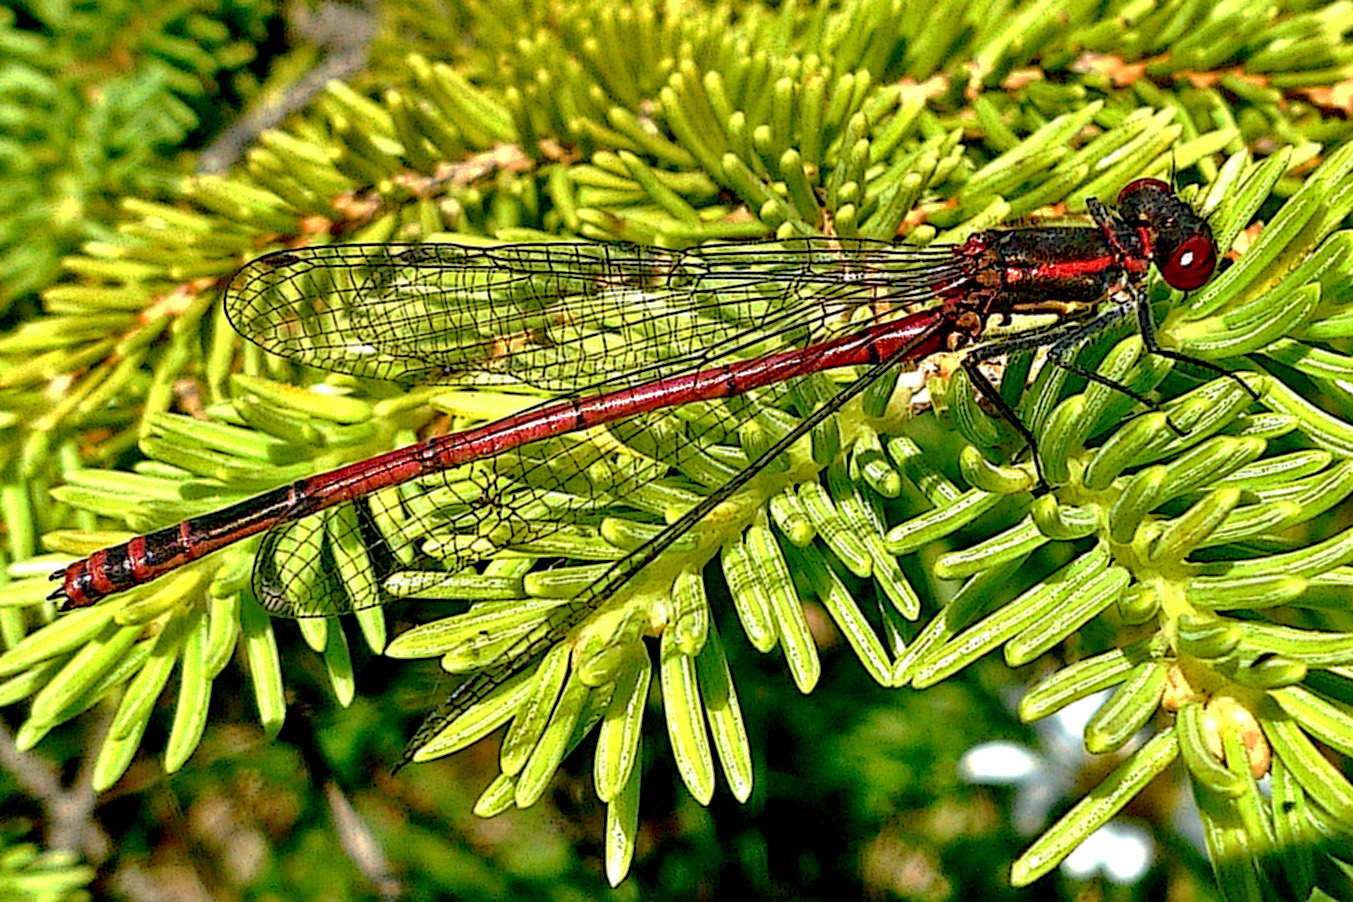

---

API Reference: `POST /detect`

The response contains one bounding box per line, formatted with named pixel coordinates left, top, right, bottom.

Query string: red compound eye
left=1118, top=177, right=1172, bottom=206
left=1160, top=232, right=1216, bottom=291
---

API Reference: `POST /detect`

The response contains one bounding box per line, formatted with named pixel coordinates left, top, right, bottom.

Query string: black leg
left=958, top=349, right=1048, bottom=491
left=1132, top=283, right=1261, bottom=400
left=959, top=299, right=1149, bottom=490
left=956, top=279, right=1260, bottom=492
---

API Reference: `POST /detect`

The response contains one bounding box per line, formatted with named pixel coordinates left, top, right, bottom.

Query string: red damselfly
left=51, top=178, right=1232, bottom=762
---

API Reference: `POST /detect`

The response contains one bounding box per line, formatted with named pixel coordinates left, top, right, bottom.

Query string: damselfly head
left=1117, top=177, right=1217, bottom=292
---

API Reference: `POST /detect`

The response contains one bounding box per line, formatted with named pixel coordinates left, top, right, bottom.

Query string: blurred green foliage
left=0, top=0, right=284, bottom=316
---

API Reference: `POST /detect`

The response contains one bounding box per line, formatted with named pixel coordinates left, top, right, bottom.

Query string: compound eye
left=1118, top=177, right=1172, bottom=207
left=1161, top=233, right=1216, bottom=291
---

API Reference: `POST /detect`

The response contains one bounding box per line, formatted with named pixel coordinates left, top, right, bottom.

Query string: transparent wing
left=253, top=384, right=805, bottom=617
left=225, top=239, right=962, bottom=390
left=233, top=239, right=966, bottom=617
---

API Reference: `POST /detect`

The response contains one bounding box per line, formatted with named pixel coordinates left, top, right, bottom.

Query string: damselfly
left=52, top=178, right=1229, bottom=761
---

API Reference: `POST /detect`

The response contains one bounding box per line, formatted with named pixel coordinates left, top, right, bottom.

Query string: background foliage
left=2, top=0, right=1353, bottom=899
